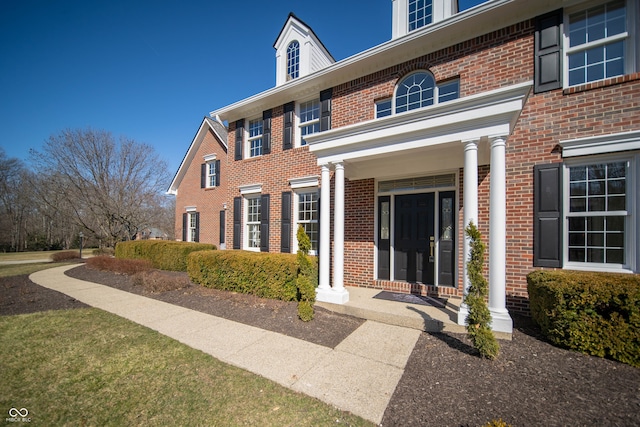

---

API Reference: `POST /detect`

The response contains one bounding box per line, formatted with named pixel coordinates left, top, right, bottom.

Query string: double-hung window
left=298, top=99, right=320, bottom=146
left=207, top=161, right=217, bottom=187
left=566, top=0, right=633, bottom=87
left=297, top=191, right=319, bottom=254
left=565, top=158, right=631, bottom=267
left=375, top=99, right=392, bottom=118
left=248, top=118, right=263, bottom=158
left=246, top=196, right=261, bottom=250
left=189, top=214, right=197, bottom=242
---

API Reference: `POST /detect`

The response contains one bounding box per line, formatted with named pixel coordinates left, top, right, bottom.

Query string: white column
left=488, top=136, right=512, bottom=333
left=333, top=162, right=346, bottom=293
left=318, top=164, right=331, bottom=291
left=316, top=162, right=349, bottom=304
left=458, top=139, right=479, bottom=326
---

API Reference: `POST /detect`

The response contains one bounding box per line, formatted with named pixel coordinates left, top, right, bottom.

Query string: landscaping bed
left=2, top=264, right=639, bottom=426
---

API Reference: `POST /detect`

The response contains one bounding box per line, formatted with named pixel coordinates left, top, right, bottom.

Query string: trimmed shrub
left=296, top=225, right=317, bottom=321
left=50, top=251, right=80, bottom=262
left=115, top=240, right=215, bottom=272
left=188, top=250, right=299, bottom=301
left=132, top=270, right=192, bottom=293
left=464, top=222, right=499, bottom=360
left=527, top=269, right=640, bottom=367
left=87, top=255, right=152, bottom=275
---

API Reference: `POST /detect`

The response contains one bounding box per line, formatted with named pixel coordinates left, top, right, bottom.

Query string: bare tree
left=31, top=128, right=170, bottom=248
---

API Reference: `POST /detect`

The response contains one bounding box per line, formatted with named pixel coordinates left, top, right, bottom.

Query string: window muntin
left=408, top=0, right=433, bottom=32
left=299, top=99, right=320, bottom=146
left=566, top=0, right=628, bottom=86
left=389, top=72, right=459, bottom=117
left=246, top=196, right=261, bottom=249
left=248, top=118, right=263, bottom=157
left=207, top=162, right=217, bottom=187
left=297, top=191, right=319, bottom=254
left=375, top=99, right=392, bottom=118
left=566, top=160, right=628, bottom=265
left=189, top=213, right=197, bottom=242
left=287, top=41, right=300, bottom=80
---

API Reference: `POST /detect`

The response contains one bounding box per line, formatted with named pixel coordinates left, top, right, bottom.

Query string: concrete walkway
left=29, top=264, right=421, bottom=424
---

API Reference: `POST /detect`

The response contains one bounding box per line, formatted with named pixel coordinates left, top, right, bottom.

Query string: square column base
left=458, top=305, right=513, bottom=334
left=316, top=287, right=349, bottom=304
left=490, top=309, right=513, bottom=334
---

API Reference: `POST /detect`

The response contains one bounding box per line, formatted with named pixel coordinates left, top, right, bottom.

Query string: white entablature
left=273, top=13, right=335, bottom=87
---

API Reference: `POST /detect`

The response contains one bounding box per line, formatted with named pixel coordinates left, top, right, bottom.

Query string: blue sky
left=0, top=0, right=485, bottom=175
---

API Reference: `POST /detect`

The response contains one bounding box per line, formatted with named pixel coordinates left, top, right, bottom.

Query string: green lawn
left=0, top=270, right=373, bottom=426
left=0, top=250, right=78, bottom=262
left=0, top=262, right=72, bottom=278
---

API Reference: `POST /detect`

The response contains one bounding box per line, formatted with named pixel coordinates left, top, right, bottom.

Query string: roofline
left=167, top=117, right=228, bottom=195
left=273, top=12, right=336, bottom=62
left=210, top=0, right=575, bottom=122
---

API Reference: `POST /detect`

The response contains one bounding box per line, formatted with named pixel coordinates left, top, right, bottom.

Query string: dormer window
left=409, top=0, right=433, bottom=31
left=287, top=41, right=300, bottom=80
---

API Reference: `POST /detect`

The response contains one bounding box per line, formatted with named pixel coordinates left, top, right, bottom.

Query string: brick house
left=170, top=0, right=640, bottom=333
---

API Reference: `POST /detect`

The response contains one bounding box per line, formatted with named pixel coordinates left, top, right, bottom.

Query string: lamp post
left=79, top=232, right=84, bottom=259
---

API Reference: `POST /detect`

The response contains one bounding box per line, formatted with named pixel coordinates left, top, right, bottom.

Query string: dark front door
left=394, top=193, right=435, bottom=284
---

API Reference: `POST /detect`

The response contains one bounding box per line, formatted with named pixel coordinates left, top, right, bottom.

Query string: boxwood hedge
left=115, top=240, right=216, bottom=272
left=527, top=269, right=640, bottom=367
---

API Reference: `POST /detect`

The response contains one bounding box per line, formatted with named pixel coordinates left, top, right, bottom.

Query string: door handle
left=429, top=236, right=435, bottom=257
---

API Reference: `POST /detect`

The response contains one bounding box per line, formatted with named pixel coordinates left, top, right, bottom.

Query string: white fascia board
left=307, top=82, right=531, bottom=163
left=560, top=130, right=640, bottom=158
left=209, top=0, right=562, bottom=122
left=167, top=117, right=222, bottom=194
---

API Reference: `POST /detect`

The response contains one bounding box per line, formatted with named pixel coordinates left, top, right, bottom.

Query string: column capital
left=462, top=139, right=479, bottom=151
left=489, top=135, right=508, bottom=146
left=332, top=161, right=344, bottom=170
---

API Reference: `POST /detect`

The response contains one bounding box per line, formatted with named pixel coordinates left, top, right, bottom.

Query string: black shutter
left=219, top=210, right=225, bottom=245
left=214, top=159, right=220, bottom=187
left=533, top=163, right=563, bottom=267
left=283, top=102, right=294, bottom=150
left=182, top=213, right=188, bottom=242
left=200, top=163, right=206, bottom=188
left=534, top=9, right=563, bottom=93
left=233, top=197, right=242, bottom=249
left=281, top=192, right=292, bottom=253
left=320, top=88, right=332, bottom=132
left=263, top=109, right=272, bottom=154
left=234, top=119, right=244, bottom=161
left=194, top=212, right=200, bottom=242
left=260, top=194, right=270, bottom=252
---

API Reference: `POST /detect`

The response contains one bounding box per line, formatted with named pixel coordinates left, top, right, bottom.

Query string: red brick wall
left=226, top=105, right=323, bottom=252
left=175, top=127, right=227, bottom=246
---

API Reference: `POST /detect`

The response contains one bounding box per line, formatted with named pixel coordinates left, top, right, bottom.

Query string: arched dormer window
left=395, top=71, right=435, bottom=113
left=377, top=71, right=460, bottom=118
left=287, top=41, right=300, bottom=81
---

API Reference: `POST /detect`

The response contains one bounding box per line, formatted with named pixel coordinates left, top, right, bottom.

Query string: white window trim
left=562, top=0, right=638, bottom=89
left=205, top=160, right=217, bottom=188
left=239, top=183, right=262, bottom=195
left=289, top=175, right=319, bottom=189
left=187, top=212, right=197, bottom=243
left=560, top=130, right=640, bottom=157
left=246, top=117, right=264, bottom=158
left=185, top=206, right=197, bottom=212
left=243, top=194, right=261, bottom=251
left=562, top=152, right=638, bottom=273
left=292, top=186, right=319, bottom=256
left=203, top=153, right=217, bottom=162
left=296, top=97, right=320, bottom=147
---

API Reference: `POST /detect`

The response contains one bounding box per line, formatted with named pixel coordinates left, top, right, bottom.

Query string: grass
left=0, top=271, right=373, bottom=426
left=0, top=262, right=75, bottom=278
left=0, top=250, right=81, bottom=262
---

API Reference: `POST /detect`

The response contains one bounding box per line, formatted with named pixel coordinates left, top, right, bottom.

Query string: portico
left=307, top=81, right=532, bottom=333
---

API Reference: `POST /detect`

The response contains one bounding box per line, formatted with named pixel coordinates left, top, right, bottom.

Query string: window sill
left=204, top=186, right=218, bottom=191
left=563, top=72, right=640, bottom=95
left=563, top=264, right=635, bottom=274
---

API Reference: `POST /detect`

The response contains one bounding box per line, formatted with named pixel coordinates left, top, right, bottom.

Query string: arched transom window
left=287, top=41, right=300, bottom=80
left=395, top=71, right=436, bottom=113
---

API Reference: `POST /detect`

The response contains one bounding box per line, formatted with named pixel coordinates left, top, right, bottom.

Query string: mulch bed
left=2, top=263, right=639, bottom=426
